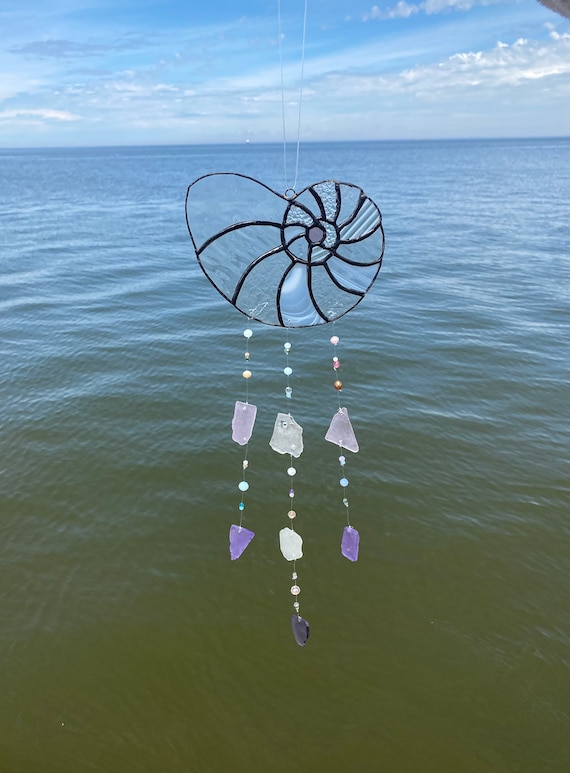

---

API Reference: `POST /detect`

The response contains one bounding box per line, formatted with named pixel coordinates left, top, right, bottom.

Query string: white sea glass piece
left=269, top=413, right=304, bottom=458
left=232, top=401, right=257, bottom=445
left=325, top=407, right=359, bottom=453
left=279, top=527, right=303, bottom=561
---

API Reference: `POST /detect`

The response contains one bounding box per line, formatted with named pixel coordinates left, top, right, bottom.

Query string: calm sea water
left=0, top=139, right=568, bottom=773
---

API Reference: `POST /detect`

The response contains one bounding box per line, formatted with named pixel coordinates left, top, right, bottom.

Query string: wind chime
left=185, top=1, right=385, bottom=646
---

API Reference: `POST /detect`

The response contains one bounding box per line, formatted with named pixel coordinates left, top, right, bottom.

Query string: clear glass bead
left=339, top=455, right=346, bottom=466
left=285, top=386, right=292, bottom=398
left=340, top=477, right=349, bottom=487
left=292, top=571, right=298, bottom=580
left=242, top=459, right=249, bottom=469
left=343, top=497, right=349, bottom=507
left=293, top=601, right=300, bottom=611
left=238, top=481, right=249, bottom=492
left=242, top=370, right=252, bottom=379
left=284, top=342, right=292, bottom=352
left=284, top=366, right=293, bottom=376
left=287, top=466, right=296, bottom=476
left=290, top=585, right=301, bottom=596
left=289, top=489, right=295, bottom=498
left=287, top=510, right=296, bottom=519
left=244, top=329, right=253, bottom=339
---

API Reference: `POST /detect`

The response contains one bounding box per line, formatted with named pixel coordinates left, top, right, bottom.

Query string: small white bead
left=287, top=466, right=296, bottom=476
left=244, top=329, right=253, bottom=338
left=290, top=585, right=301, bottom=596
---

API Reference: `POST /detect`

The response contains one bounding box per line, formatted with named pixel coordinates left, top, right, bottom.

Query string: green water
left=0, top=140, right=568, bottom=772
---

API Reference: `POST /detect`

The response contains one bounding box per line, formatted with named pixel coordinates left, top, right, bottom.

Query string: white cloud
left=363, top=0, right=506, bottom=20
left=0, top=108, right=80, bottom=121
left=318, top=30, right=570, bottom=98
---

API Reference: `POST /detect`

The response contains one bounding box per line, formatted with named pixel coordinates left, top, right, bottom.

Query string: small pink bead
left=333, top=360, right=340, bottom=370
left=330, top=335, right=339, bottom=346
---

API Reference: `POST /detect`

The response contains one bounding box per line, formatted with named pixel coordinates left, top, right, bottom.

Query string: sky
left=0, top=0, right=568, bottom=146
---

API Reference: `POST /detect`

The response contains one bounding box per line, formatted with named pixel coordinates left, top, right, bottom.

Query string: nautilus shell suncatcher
left=185, top=171, right=385, bottom=646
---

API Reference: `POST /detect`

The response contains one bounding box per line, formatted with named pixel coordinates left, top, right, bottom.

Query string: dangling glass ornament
left=184, top=0, right=385, bottom=646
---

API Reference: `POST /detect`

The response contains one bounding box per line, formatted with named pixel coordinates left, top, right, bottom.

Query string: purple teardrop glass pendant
left=229, top=524, right=255, bottom=560
left=291, top=614, right=310, bottom=646
left=341, top=525, right=360, bottom=562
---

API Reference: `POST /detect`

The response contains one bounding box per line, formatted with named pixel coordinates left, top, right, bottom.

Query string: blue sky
left=0, top=0, right=568, bottom=146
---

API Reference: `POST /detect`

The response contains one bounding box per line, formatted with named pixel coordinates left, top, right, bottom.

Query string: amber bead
left=333, top=379, right=343, bottom=390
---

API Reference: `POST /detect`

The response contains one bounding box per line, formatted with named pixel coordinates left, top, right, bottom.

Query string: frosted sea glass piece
left=325, top=408, right=359, bottom=453
left=269, top=413, right=304, bottom=458
left=232, top=401, right=257, bottom=445
left=291, top=615, right=310, bottom=646
left=279, top=527, right=303, bottom=561
left=341, top=525, right=360, bottom=562
left=229, top=524, right=255, bottom=560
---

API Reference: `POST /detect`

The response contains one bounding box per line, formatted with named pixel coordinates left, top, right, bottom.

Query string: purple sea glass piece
left=232, top=401, right=257, bottom=445
left=291, top=615, right=310, bottom=646
left=325, top=408, right=359, bottom=453
left=229, top=524, right=255, bottom=560
left=341, top=525, right=360, bottom=562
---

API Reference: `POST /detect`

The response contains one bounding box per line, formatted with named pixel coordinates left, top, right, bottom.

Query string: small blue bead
left=340, top=477, right=349, bottom=487
left=238, top=502, right=245, bottom=511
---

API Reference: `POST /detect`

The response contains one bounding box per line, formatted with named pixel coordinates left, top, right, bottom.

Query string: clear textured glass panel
left=340, top=198, right=381, bottom=242
left=235, top=250, right=291, bottom=325
left=308, top=265, right=358, bottom=321
left=326, top=257, right=380, bottom=293
left=337, top=184, right=362, bottom=225
left=187, top=173, right=284, bottom=252
left=313, top=181, right=339, bottom=220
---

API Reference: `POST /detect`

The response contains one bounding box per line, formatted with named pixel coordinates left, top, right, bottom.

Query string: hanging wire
left=277, top=0, right=308, bottom=195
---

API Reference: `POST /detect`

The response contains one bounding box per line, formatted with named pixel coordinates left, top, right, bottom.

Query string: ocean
left=0, top=139, right=568, bottom=772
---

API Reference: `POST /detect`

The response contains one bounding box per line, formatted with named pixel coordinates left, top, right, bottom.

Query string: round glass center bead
left=238, top=480, right=250, bottom=492
left=242, top=370, right=252, bottom=379
left=284, top=366, right=293, bottom=376
left=334, top=380, right=343, bottom=390
left=290, top=585, right=301, bottom=596
left=330, top=335, right=339, bottom=345
left=284, top=342, right=292, bottom=351
left=287, top=467, right=296, bottom=476
left=287, top=510, right=296, bottom=519
left=340, top=477, right=349, bottom=487
left=244, top=329, right=253, bottom=339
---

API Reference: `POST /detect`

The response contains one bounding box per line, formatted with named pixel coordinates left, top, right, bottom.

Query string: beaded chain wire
left=282, top=337, right=303, bottom=622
